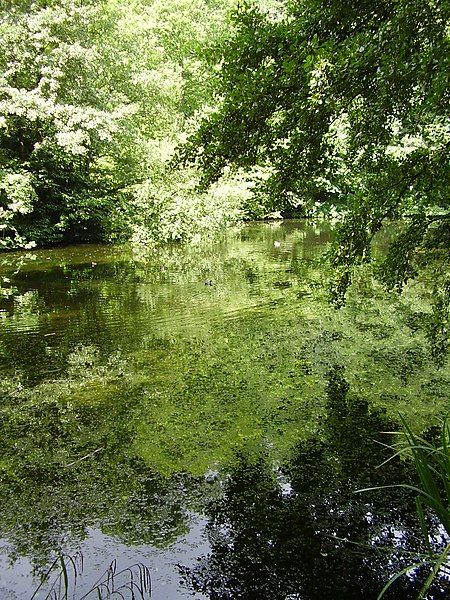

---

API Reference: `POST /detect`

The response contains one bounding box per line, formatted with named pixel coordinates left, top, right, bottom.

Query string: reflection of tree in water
left=1, top=458, right=192, bottom=560
left=0, top=371, right=213, bottom=569
left=181, top=368, right=448, bottom=599
left=0, top=223, right=326, bottom=383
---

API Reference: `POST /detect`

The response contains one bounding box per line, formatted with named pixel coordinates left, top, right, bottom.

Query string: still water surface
left=0, top=221, right=448, bottom=598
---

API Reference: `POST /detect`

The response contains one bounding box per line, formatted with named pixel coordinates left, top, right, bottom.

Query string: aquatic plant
left=31, top=552, right=151, bottom=600
left=358, top=416, right=450, bottom=599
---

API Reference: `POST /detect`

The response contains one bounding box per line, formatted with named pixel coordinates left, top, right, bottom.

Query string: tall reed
left=31, top=552, right=152, bottom=599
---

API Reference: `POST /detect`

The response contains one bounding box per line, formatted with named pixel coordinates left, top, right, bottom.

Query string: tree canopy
left=179, top=0, right=450, bottom=352
left=181, top=0, right=449, bottom=212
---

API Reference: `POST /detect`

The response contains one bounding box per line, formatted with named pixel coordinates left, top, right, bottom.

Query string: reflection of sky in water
left=0, top=517, right=209, bottom=599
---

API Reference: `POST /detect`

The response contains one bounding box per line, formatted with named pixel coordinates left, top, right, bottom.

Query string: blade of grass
left=415, top=497, right=432, bottom=556
left=377, top=561, right=426, bottom=600
left=417, top=544, right=450, bottom=600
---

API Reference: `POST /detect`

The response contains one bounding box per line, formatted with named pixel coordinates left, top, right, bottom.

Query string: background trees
left=0, top=0, right=245, bottom=249
left=0, top=0, right=140, bottom=247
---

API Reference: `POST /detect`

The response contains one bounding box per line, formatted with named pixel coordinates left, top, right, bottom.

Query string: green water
left=0, top=221, right=448, bottom=598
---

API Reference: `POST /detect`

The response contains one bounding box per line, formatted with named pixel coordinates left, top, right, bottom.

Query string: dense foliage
left=1, top=0, right=140, bottom=247
left=0, top=0, right=249, bottom=250
left=180, top=0, right=450, bottom=349
left=1, top=3, right=449, bottom=595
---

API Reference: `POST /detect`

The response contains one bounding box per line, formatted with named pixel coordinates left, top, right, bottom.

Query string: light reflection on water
left=0, top=518, right=210, bottom=600
left=0, top=221, right=326, bottom=383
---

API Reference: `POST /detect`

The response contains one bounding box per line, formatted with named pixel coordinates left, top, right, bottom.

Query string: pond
left=0, top=220, right=448, bottom=599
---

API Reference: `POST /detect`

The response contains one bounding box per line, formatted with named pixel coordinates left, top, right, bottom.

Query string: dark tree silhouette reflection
left=180, top=369, right=448, bottom=599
